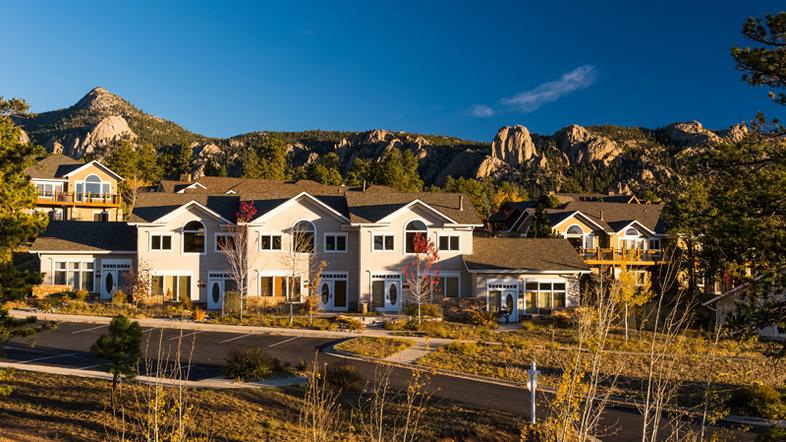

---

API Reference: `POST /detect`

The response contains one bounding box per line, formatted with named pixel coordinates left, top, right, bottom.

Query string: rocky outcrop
left=82, top=116, right=137, bottom=149
left=718, top=122, right=748, bottom=144
left=661, top=121, right=721, bottom=146
left=491, top=125, right=536, bottom=167
left=18, top=128, right=30, bottom=145
left=553, top=124, right=620, bottom=165
left=192, top=143, right=222, bottom=179
left=74, top=87, right=131, bottom=113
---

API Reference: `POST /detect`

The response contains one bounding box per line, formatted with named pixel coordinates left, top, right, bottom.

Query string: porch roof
left=29, top=221, right=137, bottom=252
left=463, top=237, right=589, bottom=273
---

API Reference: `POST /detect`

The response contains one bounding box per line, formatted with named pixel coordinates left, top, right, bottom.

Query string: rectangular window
left=260, top=276, right=285, bottom=297
left=648, top=238, right=661, bottom=250
left=52, top=261, right=93, bottom=291
left=438, top=235, right=460, bottom=251
left=525, top=281, right=567, bottom=312
left=373, top=234, right=395, bottom=251
left=635, top=271, right=647, bottom=287
left=260, top=234, right=282, bottom=251
left=371, top=281, right=385, bottom=308
left=150, top=234, right=173, bottom=251
left=151, top=274, right=191, bottom=300
left=215, top=234, right=236, bottom=252
left=287, top=277, right=302, bottom=300
left=324, top=234, right=347, bottom=252
left=93, top=211, right=109, bottom=222
left=443, top=276, right=459, bottom=298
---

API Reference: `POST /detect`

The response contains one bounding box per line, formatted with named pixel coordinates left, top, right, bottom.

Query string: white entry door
left=207, top=278, right=224, bottom=310
left=501, top=289, right=518, bottom=322
left=318, top=280, right=333, bottom=311
left=384, top=280, right=402, bottom=312
left=100, top=260, right=131, bottom=300
left=319, top=274, right=349, bottom=312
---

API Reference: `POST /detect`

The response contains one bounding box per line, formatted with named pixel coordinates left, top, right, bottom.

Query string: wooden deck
left=35, top=192, right=121, bottom=208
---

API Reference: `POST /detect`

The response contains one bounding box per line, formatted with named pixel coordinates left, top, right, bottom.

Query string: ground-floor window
left=151, top=275, right=191, bottom=300
left=260, top=276, right=285, bottom=296
left=53, top=261, right=94, bottom=291
left=433, top=275, right=459, bottom=299
left=525, top=281, right=567, bottom=312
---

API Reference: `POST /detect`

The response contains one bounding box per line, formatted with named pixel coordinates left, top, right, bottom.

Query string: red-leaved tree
left=403, top=233, right=440, bottom=325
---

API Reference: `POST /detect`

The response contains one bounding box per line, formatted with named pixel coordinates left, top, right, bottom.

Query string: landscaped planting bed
left=334, top=336, right=414, bottom=358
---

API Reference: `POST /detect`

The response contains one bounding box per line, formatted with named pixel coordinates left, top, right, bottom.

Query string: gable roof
left=561, top=201, right=665, bottom=234
left=157, top=180, right=192, bottom=193
left=129, top=193, right=240, bottom=223
left=62, top=160, right=124, bottom=181
left=29, top=221, right=137, bottom=252
left=26, top=155, right=82, bottom=179
left=345, top=188, right=482, bottom=225
left=463, top=237, right=589, bottom=272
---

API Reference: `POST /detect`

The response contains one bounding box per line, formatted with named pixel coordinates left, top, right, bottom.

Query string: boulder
left=18, top=128, right=30, bottom=145
left=661, top=121, right=721, bottom=146
left=82, top=115, right=137, bottom=150
left=553, top=124, right=620, bottom=165
left=490, top=125, right=537, bottom=167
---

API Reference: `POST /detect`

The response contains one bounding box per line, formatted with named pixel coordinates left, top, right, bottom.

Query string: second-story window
left=183, top=221, right=205, bottom=253
left=260, top=234, right=282, bottom=251
left=215, top=233, right=236, bottom=252
left=438, top=235, right=460, bottom=251
left=565, top=225, right=584, bottom=249
left=405, top=220, right=428, bottom=254
left=373, top=234, right=395, bottom=251
left=324, top=233, right=347, bottom=253
left=292, top=221, right=315, bottom=254
left=151, top=234, right=172, bottom=251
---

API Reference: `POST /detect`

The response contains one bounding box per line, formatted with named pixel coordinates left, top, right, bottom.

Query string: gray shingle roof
left=30, top=221, right=137, bottom=252
left=129, top=193, right=240, bottom=223
left=464, top=237, right=589, bottom=272
left=560, top=201, right=665, bottom=234
left=26, top=155, right=82, bottom=179
left=345, top=187, right=482, bottom=225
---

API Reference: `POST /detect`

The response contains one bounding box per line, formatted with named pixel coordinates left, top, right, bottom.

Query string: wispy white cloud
left=470, top=65, right=597, bottom=117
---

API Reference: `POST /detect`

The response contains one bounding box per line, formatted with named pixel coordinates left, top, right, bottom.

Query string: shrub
left=444, top=341, right=482, bottom=357
left=520, top=320, right=537, bottom=331
left=179, top=292, right=193, bottom=311
left=466, top=310, right=498, bottom=328
left=383, top=318, right=409, bottom=331
left=336, top=315, right=365, bottom=331
left=112, top=290, right=127, bottom=306
left=757, top=426, right=786, bottom=442
left=325, top=363, right=362, bottom=391
left=224, top=347, right=281, bottom=382
left=192, top=308, right=205, bottom=322
left=727, top=384, right=786, bottom=420
left=74, top=289, right=89, bottom=302
left=406, top=303, right=443, bottom=318
left=223, top=291, right=241, bottom=315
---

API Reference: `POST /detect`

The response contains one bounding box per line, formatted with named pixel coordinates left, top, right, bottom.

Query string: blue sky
left=2, top=0, right=783, bottom=141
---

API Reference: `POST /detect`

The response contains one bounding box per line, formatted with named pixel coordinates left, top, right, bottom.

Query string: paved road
left=3, top=320, right=755, bottom=441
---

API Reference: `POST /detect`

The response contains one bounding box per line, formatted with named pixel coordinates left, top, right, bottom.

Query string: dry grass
left=0, top=370, right=522, bottom=441
left=335, top=337, right=414, bottom=359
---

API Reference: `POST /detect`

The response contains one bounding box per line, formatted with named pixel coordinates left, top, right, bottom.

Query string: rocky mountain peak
left=74, top=87, right=131, bottom=113
left=553, top=124, right=620, bottom=165
left=491, top=125, right=537, bottom=166
left=661, top=120, right=721, bottom=146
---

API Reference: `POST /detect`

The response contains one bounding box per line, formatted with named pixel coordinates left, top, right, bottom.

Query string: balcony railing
left=580, top=247, right=664, bottom=263
left=36, top=191, right=121, bottom=207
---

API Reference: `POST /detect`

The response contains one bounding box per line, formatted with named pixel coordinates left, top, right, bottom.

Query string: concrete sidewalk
left=0, top=360, right=306, bottom=390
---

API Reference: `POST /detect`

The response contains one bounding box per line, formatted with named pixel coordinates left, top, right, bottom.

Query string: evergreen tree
left=259, top=138, right=286, bottom=180
left=307, top=152, right=343, bottom=185
left=528, top=197, right=558, bottom=238
left=0, top=97, right=48, bottom=393
left=91, top=316, right=142, bottom=407
left=374, top=148, right=423, bottom=192
left=345, top=157, right=375, bottom=186
left=242, top=148, right=264, bottom=179
left=136, top=143, right=163, bottom=184
left=732, top=12, right=786, bottom=105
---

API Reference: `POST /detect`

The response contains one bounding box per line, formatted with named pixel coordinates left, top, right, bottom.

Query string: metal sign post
left=528, top=361, right=540, bottom=424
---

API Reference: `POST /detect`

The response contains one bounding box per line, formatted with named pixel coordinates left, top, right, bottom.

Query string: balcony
left=579, top=248, right=665, bottom=265
left=35, top=191, right=121, bottom=208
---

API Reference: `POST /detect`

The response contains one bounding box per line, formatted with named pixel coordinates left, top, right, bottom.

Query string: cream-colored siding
left=36, top=253, right=136, bottom=292
left=470, top=273, right=581, bottom=312
left=136, top=205, right=231, bottom=301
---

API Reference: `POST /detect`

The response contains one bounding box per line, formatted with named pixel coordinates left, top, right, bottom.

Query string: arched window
left=625, top=228, right=640, bottom=237
left=565, top=225, right=584, bottom=249
left=405, top=220, right=428, bottom=254
left=183, top=221, right=205, bottom=253
left=292, top=221, right=315, bottom=253
left=84, top=174, right=110, bottom=196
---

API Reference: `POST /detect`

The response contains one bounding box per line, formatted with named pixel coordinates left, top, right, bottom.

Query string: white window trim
left=432, top=271, right=461, bottom=299
left=403, top=219, right=429, bottom=256
left=75, top=173, right=111, bottom=199
left=635, top=270, right=648, bottom=287
left=523, top=278, right=569, bottom=311
left=485, top=278, right=519, bottom=312
left=291, top=219, right=317, bottom=255
left=148, top=233, right=174, bottom=252
left=371, top=232, right=396, bottom=252
left=149, top=269, right=196, bottom=301
left=181, top=219, right=207, bottom=255
left=323, top=232, right=348, bottom=254
left=51, top=259, right=95, bottom=289
left=437, top=233, right=461, bottom=252
left=214, top=232, right=235, bottom=253
left=258, top=232, right=284, bottom=252
left=256, top=270, right=307, bottom=301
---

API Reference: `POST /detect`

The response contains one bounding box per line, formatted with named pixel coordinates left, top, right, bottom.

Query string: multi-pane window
left=215, top=233, right=236, bottom=252
left=35, top=182, right=62, bottom=198
left=183, top=221, right=205, bottom=253
left=292, top=221, right=315, bottom=253
left=438, top=235, right=460, bottom=251
left=260, top=276, right=285, bottom=296
left=648, top=238, right=661, bottom=250
left=260, top=234, right=282, bottom=251
left=373, top=235, right=395, bottom=251
left=53, top=261, right=94, bottom=291
left=93, top=211, right=109, bottom=222
left=151, top=275, right=191, bottom=300
left=433, top=276, right=459, bottom=298
left=635, top=271, right=647, bottom=287
left=150, top=234, right=173, bottom=251
left=525, top=281, right=567, bottom=312
left=324, top=234, right=347, bottom=252
left=405, top=221, right=427, bottom=253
